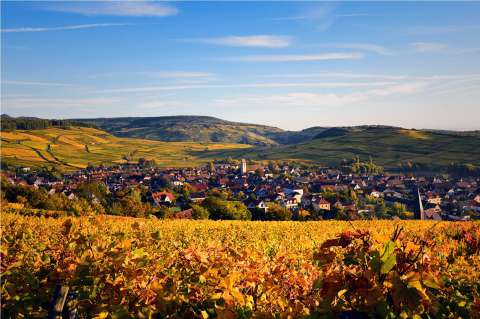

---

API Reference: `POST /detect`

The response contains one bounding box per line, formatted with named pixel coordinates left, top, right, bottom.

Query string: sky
left=2, top=1, right=480, bottom=131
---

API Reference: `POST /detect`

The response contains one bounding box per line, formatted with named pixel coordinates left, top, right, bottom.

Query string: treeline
left=340, top=157, right=384, bottom=175
left=0, top=115, right=95, bottom=131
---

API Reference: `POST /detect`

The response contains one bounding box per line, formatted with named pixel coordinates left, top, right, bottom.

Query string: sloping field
left=199, top=126, right=480, bottom=169
left=1, top=126, right=250, bottom=170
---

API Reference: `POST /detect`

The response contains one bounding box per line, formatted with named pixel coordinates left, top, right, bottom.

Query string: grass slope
left=1, top=126, right=250, bottom=170
left=197, top=126, right=480, bottom=169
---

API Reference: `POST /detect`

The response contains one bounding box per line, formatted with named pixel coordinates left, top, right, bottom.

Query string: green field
left=1, top=126, right=250, bottom=170
left=198, top=126, right=480, bottom=169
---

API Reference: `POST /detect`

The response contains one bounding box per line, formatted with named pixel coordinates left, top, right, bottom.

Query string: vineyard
left=1, top=213, right=479, bottom=318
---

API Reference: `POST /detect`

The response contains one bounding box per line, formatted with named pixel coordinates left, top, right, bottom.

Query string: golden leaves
left=1, top=213, right=479, bottom=318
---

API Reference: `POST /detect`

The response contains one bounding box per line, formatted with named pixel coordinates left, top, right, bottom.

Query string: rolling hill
left=73, top=115, right=333, bottom=145
left=0, top=126, right=250, bottom=171
left=74, top=116, right=287, bottom=146
left=2, top=115, right=479, bottom=172
left=197, top=126, right=480, bottom=170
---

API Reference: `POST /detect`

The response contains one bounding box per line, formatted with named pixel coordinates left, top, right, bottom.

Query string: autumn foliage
left=1, top=213, right=479, bottom=318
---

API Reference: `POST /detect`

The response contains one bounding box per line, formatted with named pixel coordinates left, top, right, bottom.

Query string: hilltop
left=74, top=116, right=286, bottom=146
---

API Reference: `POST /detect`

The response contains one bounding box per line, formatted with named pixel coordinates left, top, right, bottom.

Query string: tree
left=151, top=176, right=172, bottom=190
left=76, top=182, right=110, bottom=206
left=191, top=204, right=209, bottom=220
left=391, top=202, right=407, bottom=217
left=374, top=199, right=388, bottom=219
left=333, top=204, right=348, bottom=220
left=203, top=196, right=251, bottom=220
left=265, top=203, right=292, bottom=221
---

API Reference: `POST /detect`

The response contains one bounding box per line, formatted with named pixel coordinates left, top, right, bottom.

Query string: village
left=2, top=159, right=480, bottom=221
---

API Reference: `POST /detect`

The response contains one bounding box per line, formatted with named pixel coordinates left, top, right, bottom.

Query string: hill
left=0, top=126, right=250, bottom=171
left=198, top=126, right=480, bottom=170
left=74, top=116, right=286, bottom=146
left=2, top=116, right=479, bottom=172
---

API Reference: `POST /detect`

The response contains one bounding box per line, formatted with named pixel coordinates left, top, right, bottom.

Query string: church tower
left=241, top=159, right=247, bottom=175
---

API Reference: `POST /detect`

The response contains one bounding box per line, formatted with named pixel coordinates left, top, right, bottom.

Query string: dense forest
left=0, top=114, right=94, bottom=131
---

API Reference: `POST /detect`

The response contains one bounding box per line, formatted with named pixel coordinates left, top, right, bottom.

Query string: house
left=62, top=191, right=76, bottom=200
left=152, top=191, right=175, bottom=206
left=281, top=197, right=299, bottom=210
left=369, top=190, right=382, bottom=198
left=245, top=199, right=268, bottom=212
left=312, top=198, right=331, bottom=211
left=474, top=194, right=480, bottom=205
left=426, top=192, right=442, bottom=205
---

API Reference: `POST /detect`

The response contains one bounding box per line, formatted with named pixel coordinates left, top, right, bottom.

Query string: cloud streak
left=192, top=35, right=292, bottom=48
left=411, top=42, right=448, bottom=53
left=2, top=23, right=127, bottom=33
left=47, top=1, right=177, bottom=17
left=3, top=80, right=76, bottom=86
left=100, top=81, right=394, bottom=94
left=324, top=43, right=393, bottom=55
left=3, top=98, right=118, bottom=109
left=407, top=25, right=480, bottom=35
left=269, top=72, right=407, bottom=80
left=225, top=52, right=363, bottom=62
left=214, top=82, right=427, bottom=109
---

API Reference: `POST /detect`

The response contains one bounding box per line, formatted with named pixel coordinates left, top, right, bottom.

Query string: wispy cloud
left=47, top=1, right=178, bottom=17
left=409, top=42, right=480, bottom=55
left=192, top=35, right=292, bottom=48
left=324, top=43, right=393, bottom=55
left=216, top=92, right=364, bottom=109
left=3, top=80, right=76, bottom=87
left=1, top=23, right=127, bottom=33
left=3, top=98, right=118, bottom=109
left=214, top=82, right=427, bottom=109
left=143, top=72, right=214, bottom=78
left=225, top=52, right=363, bottom=62
left=411, top=42, right=448, bottom=53
left=407, top=25, right=480, bottom=35
left=138, top=100, right=192, bottom=110
left=269, top=72, right=407, bottom=81
left=271, top=4, right=370, bottom=31
left=100, top=80, right=393, bottom=94
left=367, top=82, right=428, bottom=96
left=89, top=71, right=214, bottom=79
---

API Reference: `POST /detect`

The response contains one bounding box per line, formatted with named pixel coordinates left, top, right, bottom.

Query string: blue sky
left=2, top=1, right=480, bottom=130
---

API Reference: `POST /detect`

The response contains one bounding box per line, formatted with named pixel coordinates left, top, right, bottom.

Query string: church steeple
left=241, top=159, right=247, bottom=175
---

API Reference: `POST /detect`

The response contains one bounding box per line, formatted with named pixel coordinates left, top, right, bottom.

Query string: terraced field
left=1, top=127, right=250, bottom=170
